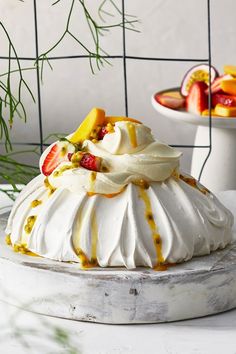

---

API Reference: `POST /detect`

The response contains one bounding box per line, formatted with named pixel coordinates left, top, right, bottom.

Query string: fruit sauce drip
left=75, top=212, right=98, bottom=269
left=138, top=187, right=165, bottom=270
left=179, top=174, right=209, bottom=195
left=126, top=122, right=137, bottom=148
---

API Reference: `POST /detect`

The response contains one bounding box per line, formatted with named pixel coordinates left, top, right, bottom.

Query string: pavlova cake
left=5, top=108, right=233, bottom=269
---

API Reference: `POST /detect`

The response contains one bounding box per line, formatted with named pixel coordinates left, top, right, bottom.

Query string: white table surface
left=1, top=186, right=236, bottom=354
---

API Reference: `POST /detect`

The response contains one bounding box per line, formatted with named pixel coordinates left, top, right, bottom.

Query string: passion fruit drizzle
left=60, top=144, right=68, bottom=157
left=24, top=215, right=37, bottom=234
left=13, top=243, right=39, bottom=256
left=138, top=187, right=165, bottom=269
left=53, top=164, right=76, bottom=177
left=90, top=212, right=98, bottom=265
left=90, top=171, right=97, bottom=192
left=180, top=174, right=209, bottom=195
left=126, top=122, right=137, bottom=148
left=44, top=177, right=56, bottom=196
left=5, top=234, right=12, bottom=246
left=31, top=199, right=42, bottom=208
left=132, top=179, right=150, bottom=189
left=87, top=187, right=126, bottom=199
left=5, top=234, right=39, bottom=257
left=75, top=212, right=98, bottom=269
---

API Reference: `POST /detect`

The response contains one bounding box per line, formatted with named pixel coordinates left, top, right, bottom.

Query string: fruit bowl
left=151, top=88, right=236, bottom=129
left=151, top=88, right=236, bottom=192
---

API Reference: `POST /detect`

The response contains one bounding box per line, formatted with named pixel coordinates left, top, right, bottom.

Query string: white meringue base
left=6, top=173, right=233, bottom=269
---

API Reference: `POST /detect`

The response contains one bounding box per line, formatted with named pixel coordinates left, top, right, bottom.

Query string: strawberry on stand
left=180, top=64, right=217, bottom=114
left=186, top=81, right=208, bottom=115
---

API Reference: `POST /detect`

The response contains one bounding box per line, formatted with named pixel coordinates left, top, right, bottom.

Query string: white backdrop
left=0, top=0, right=235, bottom=171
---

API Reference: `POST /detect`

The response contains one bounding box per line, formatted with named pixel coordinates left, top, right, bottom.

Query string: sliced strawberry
left=98, top=126, right=108, bottom=140
left=205, top=74, right=232, bottom=94
left=67, top=152, right=73, bottom=161
left=80, top=153, right=101, bottom=171
left=186, top=81, right=208, bottom=114
left=42, top=144, right=69, bottom=176
left=212, top=93, right=236, bottom=108
left=155, top=93, right=185, bottom=110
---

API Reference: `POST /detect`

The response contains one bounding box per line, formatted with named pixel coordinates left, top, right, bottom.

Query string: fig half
left=181, top=64, right=218, bottom=97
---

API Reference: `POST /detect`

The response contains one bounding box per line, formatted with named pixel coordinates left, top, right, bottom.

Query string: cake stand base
left=191, top=126, right=236, bottom=192
left=1, top=214, right=236, bottom=324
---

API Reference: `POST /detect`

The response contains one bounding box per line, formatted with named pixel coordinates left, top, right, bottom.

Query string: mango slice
left=215, top=104, right=236, bottom=117
left=224, top=65, right=236, bottom=77
left=105, top=116, right=141, bottom=124
left=201, top=109, right=221, bottom=117
left=70, top=108, right=106, bottom=143
left=220, top=79, right=236, bottom=95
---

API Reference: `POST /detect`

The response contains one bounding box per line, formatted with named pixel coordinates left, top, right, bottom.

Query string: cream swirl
left=45, top=121, right=182, bottom=195
left=95, top=121, right=154, bottom=154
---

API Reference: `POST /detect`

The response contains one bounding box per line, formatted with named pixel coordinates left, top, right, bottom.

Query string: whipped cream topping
left=96, top=121, right=154, bottom=154
left=44, top=121, right=182, bottom=195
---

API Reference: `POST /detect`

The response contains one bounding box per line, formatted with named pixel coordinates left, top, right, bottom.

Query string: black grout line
left=198, top=0, right=212, bottom=181
left=0, top=55, right=209, bottom=62
left=33, top=0, right=44, bottom=154
left=122, top=0, right=128, bottom=116
left=170, top=145, right=211, bottom=149
left=0, top=142, right=211, bottom=149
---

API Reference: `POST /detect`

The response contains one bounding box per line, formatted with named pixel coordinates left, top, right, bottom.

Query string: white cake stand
left=152, top=89, right=236, bottom=192
left=1, top=213, right=236, bottom=324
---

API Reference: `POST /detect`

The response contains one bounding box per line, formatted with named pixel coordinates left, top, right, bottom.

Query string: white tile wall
left=0, top=0, right=236, bottom=172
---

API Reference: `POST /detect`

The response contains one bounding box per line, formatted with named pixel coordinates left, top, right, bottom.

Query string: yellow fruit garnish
left=220, top=79, right=236, bottom=95
left=106, top=122, right=115, bottom=133
left=105, top=116, right=141, bottom=124
left=201, top=109, right=221, bottom=117
left=215, top=104, right=236, bottom=117
left=224, top=65, right=236, bottom=77
left=70, top=108, right=106, bottom=144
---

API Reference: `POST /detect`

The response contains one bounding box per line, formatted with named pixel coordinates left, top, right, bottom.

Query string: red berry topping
left=67, top=152, right=73, bottom=161
left=80, top=153, right=101, bottom=171
left=98, top=126, right=108, bottom=140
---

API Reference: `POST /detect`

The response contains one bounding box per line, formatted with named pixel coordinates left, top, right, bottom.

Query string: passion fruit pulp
left=181, top=64, right=218, bottom=97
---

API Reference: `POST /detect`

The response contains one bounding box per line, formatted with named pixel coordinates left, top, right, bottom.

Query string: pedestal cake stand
left=1, top=212, right=236, bottom=324
left=152, top=89, right=236, bottom=193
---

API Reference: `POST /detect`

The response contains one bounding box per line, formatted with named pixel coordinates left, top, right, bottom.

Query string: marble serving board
left=1, top=212, right=236, bottom=324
